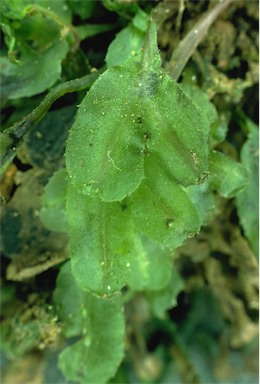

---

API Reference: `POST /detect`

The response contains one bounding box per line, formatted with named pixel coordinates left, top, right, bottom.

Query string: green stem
left=0, top=70, right=103, bottom=171
left=175, top=0, right=185, bottom=35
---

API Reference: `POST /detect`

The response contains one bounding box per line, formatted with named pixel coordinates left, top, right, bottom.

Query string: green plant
left=0, top=1, right=258, bottom=383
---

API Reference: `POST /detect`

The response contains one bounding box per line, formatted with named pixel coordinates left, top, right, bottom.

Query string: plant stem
left=0, top=70, right=102, bottom=171
left=166, top=0, right=235, bottom=81
left=175, top=0, right=185, bottom=35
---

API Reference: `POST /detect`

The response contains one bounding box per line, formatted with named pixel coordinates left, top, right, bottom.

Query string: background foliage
left=0, top=0, right=258, bottom=383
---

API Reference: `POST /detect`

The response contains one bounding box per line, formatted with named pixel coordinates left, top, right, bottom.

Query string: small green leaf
left=66, top=20, right=209, bottom=202
left=40, top=169, right=68, bottom=233
left=67, top=182, right=136, bottom=295
left=186, top=183, right=216, bottom=225
left=146, top=266, right=184, bottom=319
left=105, top=9, right=148, bottom=68
left=209, top=151, right=249, bottom=198
left=210, top=113, right=230, bottom=146
left=127, top=236, right=174, bottom=292
left=181, top=72, right=218, bottom=128
left=236, top=122, right=259, bottom=256
left=131, top=155, right=201, bottom=248
left=181, top=70, right=229, bottom=146
left=132, top=8, right=148, bottom=31
left=1, top=39, right=69, bottom=101
left=66, top=62, right=146, bottom=202
left=59, top=293, right=125, bottom=384
left=0, top=0, right=72, bottom=101
left=53, top=261, right=84, bottom=338
left=0, top=0, right=29, bottom=20
left=67, top=0, right=96, bottom=20
left=76, top=23, right=115, bottom=40
left=0, top=0, right=71, bottom=22
left=40, top=0, right=72, bottom=22
left=102, top=0, right=138, bottom=14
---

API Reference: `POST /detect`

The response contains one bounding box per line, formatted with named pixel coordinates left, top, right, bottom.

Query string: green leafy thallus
left=65, top=19, right=210, bottom=295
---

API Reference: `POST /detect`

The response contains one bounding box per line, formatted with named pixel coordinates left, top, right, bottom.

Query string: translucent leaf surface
left=102, top=0, right=138, bottom=14
left=66, top=20, right=210, bottom=202
left=76, top=23, right=115, bottom=40
left=180, top=73, right=229, bottom=147
left=131, top=155, right=201, bottom=248
left=40, top=169, right=68, bottom=233
left=67, top=152, right=203, bottom=297
left=0, top=0, right=72, bottom=100
left=1, top=0, right=71, bottom=21
left=66, top=63, right=146, bottom=202
left=0, top=0, right=29, bottom=20
left=0, top=39, right=69, bottom=100
left=236, top=123, right=259, bottom=256
left=67, top=182, right=136, bottom=295
left=181, top=72, right=218, bottom=128
left=209, top=151, right=248, bottom=198
left=59, top=293, right=125, bottom=384
left=146, top=266, right=184, bottom=319
left=53, top=262, right=84, bottom=338
left=186, top=183, right=216, bottom=225
left=67, top=178, right=177, bottom=295
left=105, top=9, right=148, bottom=68
left=127, top=236, right=174, bottom=292
left=67, top=0, right=96, bottom=20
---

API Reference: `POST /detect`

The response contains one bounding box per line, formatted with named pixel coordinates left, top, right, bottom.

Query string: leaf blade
left=209, top=151, right=249, bottom=198
left=131, top=154, right=201, bottom=249
left=67, top=182, right=136, bottom=295
left=59, top=292, right=125, bottom=384
left=66, top=20, right=210, bottom=202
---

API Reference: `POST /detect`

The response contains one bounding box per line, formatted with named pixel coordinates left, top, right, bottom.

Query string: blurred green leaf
left=236, top=120, right=259, bottom=256
left=59, top=293, right=125, bottom=384
left=131, top=154, right=201, bottom=248
left=66, top=0, right=96, bottom=20
left=181, top=72, right=218, bottom=128
left=0, top=0, right=71, bottom=21
left=0, top=0, right=29, bottom=20
left=181, top=71, right=230, bottom=147
left=53, top=262, right=84, bottom=338
left=186, top=183, right=216, bottom=224
left=173, top=289, right=227, bottom=384
left=76, top=23, right=115, bottom=40
left=0, top=0, right=74, bottom=101
left=102, top=0, right=138, bottom=15
left=210, top=113, right=230, bottom=146
left=127, top=236, right=174, bottom=292
left=40, top=169, right=68, bottom=233
left=146, top=267, right=184, bottom=319
left=209, top=151, right=249, bottom=198
left=105, top=9, right=148, bottom=68
left=0, top=36, right=69, bottom=101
